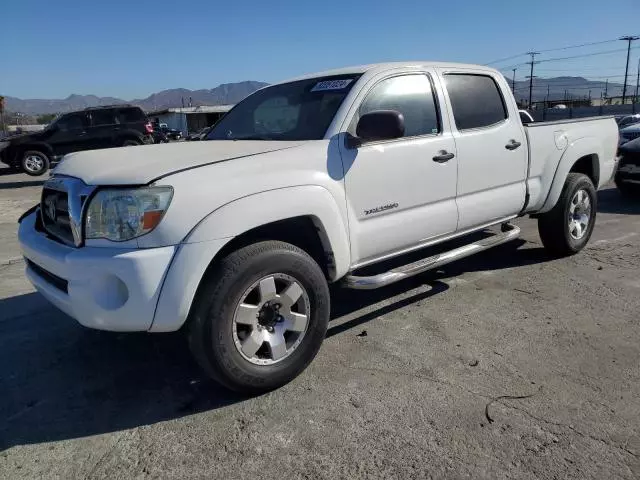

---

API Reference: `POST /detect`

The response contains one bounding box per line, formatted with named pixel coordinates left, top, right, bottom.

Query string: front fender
left=150, top=186, right=350, bottom=332
left=185, top=185, right=351, bottom=280
left=539, top=137, right=601, bottom=213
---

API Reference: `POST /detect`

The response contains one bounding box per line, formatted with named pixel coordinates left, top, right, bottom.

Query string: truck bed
left=523, top=116, right=618, bottom=213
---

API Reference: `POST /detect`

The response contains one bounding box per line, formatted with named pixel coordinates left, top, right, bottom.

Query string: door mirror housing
left=354, top=110, right=405, bottom=144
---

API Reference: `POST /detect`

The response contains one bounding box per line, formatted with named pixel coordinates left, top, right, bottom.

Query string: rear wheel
left=21, top=150, right=50, bottom=176
left=122, top=138, right=141, bottom=147
left=187, top=241, right=330, bottom=394
left=538, top=173, right=596, bottom=256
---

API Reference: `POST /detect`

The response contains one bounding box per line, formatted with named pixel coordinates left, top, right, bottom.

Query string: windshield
left=207, top=75, right=360, bottom=141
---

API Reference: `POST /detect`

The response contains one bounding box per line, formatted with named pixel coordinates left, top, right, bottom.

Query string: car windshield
left=206, top=75, right=360, bottom=141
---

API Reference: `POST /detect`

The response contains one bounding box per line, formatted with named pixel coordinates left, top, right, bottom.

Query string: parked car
left=18, top=62, right=618, bottom=393
left=616, top=114, right=640, bottom=129
left=619, top=123, right=640, bottom=146
left=153, top=124, right=182, bottom=141
left=615, top=137, right=640, bottom=197
left=150, top=129, right=169, bottom=144
left=0, top=105, right=153, bottom=175
left=186, top=127, right=211, bottom=141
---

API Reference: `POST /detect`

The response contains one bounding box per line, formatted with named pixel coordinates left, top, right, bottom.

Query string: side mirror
left=354, top=110, right=405, bottom=145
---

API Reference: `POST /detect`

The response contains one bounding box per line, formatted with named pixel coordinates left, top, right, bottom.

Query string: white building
left=146, top=105, right=233, bottom=136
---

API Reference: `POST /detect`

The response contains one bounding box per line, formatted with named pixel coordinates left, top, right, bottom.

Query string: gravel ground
left=0, top=168, right=639, bottom=479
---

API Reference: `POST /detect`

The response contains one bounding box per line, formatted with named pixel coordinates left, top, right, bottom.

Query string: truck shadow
left=597, top=187, right=640, bottom=215
left=0, top=240, right=552, bottom=450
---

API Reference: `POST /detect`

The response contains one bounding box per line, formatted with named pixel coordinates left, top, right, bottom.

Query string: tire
left=187, top=241, right=330, bottom=394
left=538, top=173, right=597, bottom=257
left=122, top=138, right=141, bottom=147
left=21, top=150, right=50, bottom=176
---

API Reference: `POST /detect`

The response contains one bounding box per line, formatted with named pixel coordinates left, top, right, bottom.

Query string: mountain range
left=3, top=76, right=631, bottom=115
left=510, top=76, right=626, bottom=103
left=3, top=81, right=269, bottom=115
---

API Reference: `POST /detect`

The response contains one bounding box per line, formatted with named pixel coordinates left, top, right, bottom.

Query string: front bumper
left=18, top=211, right=176, bottom=331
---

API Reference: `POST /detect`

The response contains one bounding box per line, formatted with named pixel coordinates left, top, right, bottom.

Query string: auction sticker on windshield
left=311, top=79, right=354, bottom=92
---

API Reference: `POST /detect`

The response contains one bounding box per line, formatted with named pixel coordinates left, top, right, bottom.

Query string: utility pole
left=604, top=78, right=608, bottom=99
left=526, top=75, right=538, bottom=107
left=635, top=56, right=640, bottom=103
left=511, top=68, right=517, bottom=92
left=547, top=84, right=550, bottom=107
left=527, top=52, right=540, bottom=107
left=620, top=36, right=639, bottom=105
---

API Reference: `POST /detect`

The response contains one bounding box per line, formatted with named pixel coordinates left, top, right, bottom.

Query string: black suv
left=0, top=105, right=153, bottom=176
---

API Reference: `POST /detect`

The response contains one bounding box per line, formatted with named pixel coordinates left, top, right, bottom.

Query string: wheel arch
left=184, top=185, right=351, bottom=280
left=539, top=137, right=602, bottom=213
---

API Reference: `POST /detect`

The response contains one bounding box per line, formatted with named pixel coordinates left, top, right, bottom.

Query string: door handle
left=432, top=151, right=455, bottom=163
left=505, top=140, right=522, bottom=150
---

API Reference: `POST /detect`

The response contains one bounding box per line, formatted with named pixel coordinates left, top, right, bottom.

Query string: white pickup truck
left=18, top=62, right=618, bottom=393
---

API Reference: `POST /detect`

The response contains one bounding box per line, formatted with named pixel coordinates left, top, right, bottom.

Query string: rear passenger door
left=440, top=71, right=527, bottom=230
left=116, top=108, right=147, bottom=143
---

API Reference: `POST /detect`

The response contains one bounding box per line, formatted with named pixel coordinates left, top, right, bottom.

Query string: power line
left=483, top=36, right=638, bottom=66
left=485, top=53, right=528, bottom=66
left=535, top=39, right=619, bottom=53
left=537, top=47, right=639, bottom=63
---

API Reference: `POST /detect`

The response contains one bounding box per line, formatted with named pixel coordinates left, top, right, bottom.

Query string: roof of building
left=146, top=105, right=233, bottom=116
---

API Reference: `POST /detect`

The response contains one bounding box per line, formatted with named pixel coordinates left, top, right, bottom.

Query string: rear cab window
left=444, top=74, right=507, bottom=130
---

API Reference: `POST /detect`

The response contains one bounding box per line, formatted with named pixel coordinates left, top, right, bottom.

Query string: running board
left=343, top=224, right=521, bottom=290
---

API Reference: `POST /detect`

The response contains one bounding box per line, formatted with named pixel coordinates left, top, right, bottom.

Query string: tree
left=37, top=113, right=57, bottom=124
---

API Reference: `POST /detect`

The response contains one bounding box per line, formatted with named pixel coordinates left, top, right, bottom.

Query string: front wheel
left=187, top=241, right=330, bottom=394
left=21, top=150, right=50, bottom=176
left=538, top=173, right=597, bottom=256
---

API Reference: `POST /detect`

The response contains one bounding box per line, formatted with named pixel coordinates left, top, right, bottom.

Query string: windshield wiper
left=230, top=134, right=272, bottom=141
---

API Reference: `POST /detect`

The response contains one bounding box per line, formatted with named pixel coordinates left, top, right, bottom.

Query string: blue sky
left=1, top=0, right=639, bottom=99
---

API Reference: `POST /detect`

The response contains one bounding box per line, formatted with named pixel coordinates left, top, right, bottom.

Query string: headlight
left=85, top=186, right=173, bottom=241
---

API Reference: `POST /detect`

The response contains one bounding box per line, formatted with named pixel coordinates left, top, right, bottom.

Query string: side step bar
left=343, top=223, right=521, bottom=290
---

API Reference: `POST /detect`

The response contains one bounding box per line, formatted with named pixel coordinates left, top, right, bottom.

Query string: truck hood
left=53, top=140, right=307, bottom=185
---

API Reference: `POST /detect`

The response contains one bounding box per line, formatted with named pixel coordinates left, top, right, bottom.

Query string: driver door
left=340, top=72, right=459, bottom=266
left=48, top=112, right=90, bottom=155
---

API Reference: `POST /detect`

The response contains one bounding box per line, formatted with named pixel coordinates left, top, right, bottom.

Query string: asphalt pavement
left=1, top=167, right=639, bottom=479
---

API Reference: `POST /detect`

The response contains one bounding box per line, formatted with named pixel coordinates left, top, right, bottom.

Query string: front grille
left=41, top=187, right=75, bottom=245
left=26, top=259, right=69, bottom=293
left=39, top=177, right=95, bottom=247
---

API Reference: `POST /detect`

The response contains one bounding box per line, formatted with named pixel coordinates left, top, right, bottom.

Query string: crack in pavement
left=0, top=257, right=23, bottom=270
left=499, top=402, right=638, bottom=460
left=349, top=365, right=638, bottom=461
